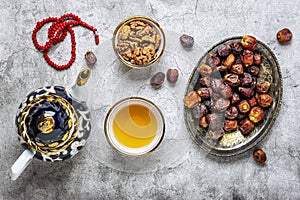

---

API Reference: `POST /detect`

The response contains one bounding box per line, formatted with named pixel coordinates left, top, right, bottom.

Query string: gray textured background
left=1, top=0, right=300, bottom=199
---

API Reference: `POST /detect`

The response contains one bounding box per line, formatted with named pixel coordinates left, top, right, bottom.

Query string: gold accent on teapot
left=76, top=68, right=91, bottom=86
left=18, top=95, right=78, bottom=155
left=36, top=114, right=55, bottom=134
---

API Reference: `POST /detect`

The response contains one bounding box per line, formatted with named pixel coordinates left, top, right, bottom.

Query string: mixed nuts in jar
left=112, top=16, right=165, bottom=68
left=184, top=35, right=274, bottom=141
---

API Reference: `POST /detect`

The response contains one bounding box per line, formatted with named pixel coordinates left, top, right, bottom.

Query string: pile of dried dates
left=184, top=35, right=273, bottom=140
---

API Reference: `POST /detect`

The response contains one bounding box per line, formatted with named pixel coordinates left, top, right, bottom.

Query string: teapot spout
left=68, top=68, right=91, bottom=102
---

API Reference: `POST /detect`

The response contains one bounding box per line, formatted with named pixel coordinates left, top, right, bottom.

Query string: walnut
left=116, top=42, right=130, bottom=54
left=129, top=36, right=142, bottom=43
left=136, top=26, right=152, bottom=37
left=119, top=25, right=131, bottom=40
left=116, top=19, right=162, bottom=66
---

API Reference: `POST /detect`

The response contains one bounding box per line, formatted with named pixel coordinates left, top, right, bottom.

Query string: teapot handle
left=10, top=149, right=36, bottom=181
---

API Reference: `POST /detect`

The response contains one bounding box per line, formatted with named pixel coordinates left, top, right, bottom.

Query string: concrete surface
left=1, top=0, right=300, bottom=199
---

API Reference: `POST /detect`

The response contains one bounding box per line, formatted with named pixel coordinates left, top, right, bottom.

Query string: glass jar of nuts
left=112, top=16, right=166, bottom=68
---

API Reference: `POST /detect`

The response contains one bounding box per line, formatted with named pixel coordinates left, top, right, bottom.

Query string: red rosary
left=32, top=13, right=99, bottom=70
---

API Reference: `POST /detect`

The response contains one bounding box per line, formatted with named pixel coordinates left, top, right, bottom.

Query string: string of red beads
left=32, top=13, right=99, bottom=70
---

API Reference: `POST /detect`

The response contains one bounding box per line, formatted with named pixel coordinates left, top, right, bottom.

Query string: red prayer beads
left=32, top=13, right=99, bottom=70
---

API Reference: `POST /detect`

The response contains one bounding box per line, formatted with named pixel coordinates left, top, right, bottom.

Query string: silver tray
left=184, top=36, right=283, bottom=156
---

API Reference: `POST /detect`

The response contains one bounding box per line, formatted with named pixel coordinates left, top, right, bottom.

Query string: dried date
left=248, top=66, right=260, bottom=76
left=238, top=100, right=250, bottom=113
left=231, top=64, right=244, bottom=75
left=224, top=120, right=238, bottom=132
left=198, top=88, right=211, bottom=99
left=220, top=85, right=233, bottom=99
left=253, top=149, right=267, bottom=163
left=239, top=118, right=254, bottom=135
left=199, top=116, right=209, bottom=128
left=231, top=93, right=240, bottom=105
left=180, top=34, right=194, bottom=48
left=225, top=106, right=238, bottom=120
left=167, top=69, right=179, bottom=84
left=150, top=72, right=165, bottom=89
left=192, top=103, right=208, bottom=119
left=277, top=28, right=292, bottom=44
left=231, top=42, right=243, bottom=55
left=211, top=79, right=224, bottom=92
left=257, top=94, right=273, bottom=108
left=183, top=91, right=201, bottom=108
left=253, top=54, right=261, bottom=65
left=206, top=113, right=223, bottom=131
left=199, top=77, right=211, bottom=87
left=249, top=106, right=264, bottom=123
left=239, top=87, right=254, bottom=98
left=241, top=35, right=257, bottom=51
left=256, top=81, right=271, bottom=94
left=214, top=98, right=230, bottom=112
left=199, top=64, right=213, bottom=77
left=85, top=51, right=97, bottom=66
left=184, top=35, right=272, bottom=141
left=222, top=53, right=235, bottom=67
left=218, top=43, right=231, bottom=57
left=206, top=52, right=221, bottom=67
left=241, top=73, right=253, bottom=87
left=248, top=96, right=258, bottom=107
left=241, top=50, right=254, bottom=67
left=224, top=74, right=240, bottom=86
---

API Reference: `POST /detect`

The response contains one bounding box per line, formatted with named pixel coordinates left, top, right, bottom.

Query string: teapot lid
left=17, top=91, right=78, bottom=155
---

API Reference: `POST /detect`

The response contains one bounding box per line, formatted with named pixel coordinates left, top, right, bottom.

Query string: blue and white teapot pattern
left=11, top=68, right=92, bottom=180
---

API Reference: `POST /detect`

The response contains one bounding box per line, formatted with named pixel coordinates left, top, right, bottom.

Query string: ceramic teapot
left=11, top=68, right=92, bottom=180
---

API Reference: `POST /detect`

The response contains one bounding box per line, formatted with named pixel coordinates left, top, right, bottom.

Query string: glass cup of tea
left=104, top=97, right=165, bottom=156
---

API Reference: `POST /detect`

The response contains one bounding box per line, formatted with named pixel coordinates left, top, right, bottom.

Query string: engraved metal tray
left=184, top=36, right=283, bottom=156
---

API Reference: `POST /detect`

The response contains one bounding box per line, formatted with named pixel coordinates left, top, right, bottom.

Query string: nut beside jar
left=112, top=16, right=165, bottom=68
